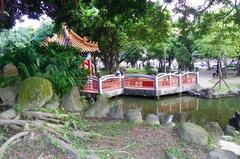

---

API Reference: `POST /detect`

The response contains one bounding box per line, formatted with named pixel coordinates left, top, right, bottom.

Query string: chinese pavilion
left=44, top=23, right=100, bottom=76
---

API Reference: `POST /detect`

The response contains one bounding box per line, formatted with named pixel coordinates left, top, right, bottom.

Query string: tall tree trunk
left=168, top=58, right=172, bottom=72
left=237, top=55, right=240, bottom=75
left=207, top=59, right=211, bottom=70
left=223, top=57, right=228, bottom=79
left=217, top=56, right=222, bottom=88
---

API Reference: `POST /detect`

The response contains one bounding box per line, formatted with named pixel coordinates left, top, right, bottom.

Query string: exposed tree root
left=48, top=135, right=80, bottom=159
left=23, top=111, right=69, bottom=119
left=0, top=131, right=29, bottom=159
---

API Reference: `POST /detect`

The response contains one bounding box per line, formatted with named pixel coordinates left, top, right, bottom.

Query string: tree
left=193, top=9, right=240, bottom=77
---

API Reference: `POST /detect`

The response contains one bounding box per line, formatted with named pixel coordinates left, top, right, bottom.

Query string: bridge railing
left=180, top=72, right=198, bottom=86
left=156, top=74, right=180, bottom=88
left=82, top=76, right=99, bottom=93
left=123, top=74, right=155, bottom=90
left=100, top=74, right=123, bottom=93
left=82, top=72, right=199, bottom=94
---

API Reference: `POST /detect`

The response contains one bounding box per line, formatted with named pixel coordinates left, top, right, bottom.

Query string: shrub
left=0, top=43, right=89, bottom=96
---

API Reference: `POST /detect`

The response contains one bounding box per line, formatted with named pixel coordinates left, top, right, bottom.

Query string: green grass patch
left=165, top=147, right=187, bottom=159
left=125, top=68, right=146, bottom=74
left=209, top=79, right=240, bottom=94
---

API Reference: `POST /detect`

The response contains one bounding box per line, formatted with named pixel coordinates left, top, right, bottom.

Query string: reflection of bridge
left=80, top=72, right=199, bottom=98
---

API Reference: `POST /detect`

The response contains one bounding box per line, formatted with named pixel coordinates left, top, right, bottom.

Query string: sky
left=14, top=0, right=229, bottom=29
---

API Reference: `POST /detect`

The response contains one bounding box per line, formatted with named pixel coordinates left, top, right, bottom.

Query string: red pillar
left=82, top=60, right=85, bottom=69
left=88, top=58, right=92, bottom=76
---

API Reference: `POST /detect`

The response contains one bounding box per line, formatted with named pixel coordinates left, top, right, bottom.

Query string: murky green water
left=112, top=96, right=240, bottom=128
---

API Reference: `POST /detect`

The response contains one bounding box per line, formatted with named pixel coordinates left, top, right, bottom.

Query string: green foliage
left=0, top=76, right=21, bottom=88
left=0, top=43, right=88, bottom=96
left=232, top=133, right=240, bottom=144
left=176, top=46, right=193, bottom=71
left=165, top=147, right=187, bottom=159
left=144, top=64, right=155, bottom=75
left=125, top=68, right=146, bottom=74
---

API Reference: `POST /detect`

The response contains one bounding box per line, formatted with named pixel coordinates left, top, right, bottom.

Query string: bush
left=0, top=43, right=89, bottom=96
left=144, top=64, right=155, bottom=75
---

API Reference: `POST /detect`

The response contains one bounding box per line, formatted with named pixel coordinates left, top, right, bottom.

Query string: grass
left=125, top=68, right=146, bottom=74
left=164, top=147, right=187, bottom=159
left=209, top=78, right=240, bottom=94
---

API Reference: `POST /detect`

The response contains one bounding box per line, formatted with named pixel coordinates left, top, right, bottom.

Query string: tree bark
left=237, top=55, right=240, bottom=75
left=223, top=57, right=228, bottom=79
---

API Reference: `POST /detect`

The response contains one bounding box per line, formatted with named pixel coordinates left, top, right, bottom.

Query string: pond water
left=112, top=95, right=240, bottom=128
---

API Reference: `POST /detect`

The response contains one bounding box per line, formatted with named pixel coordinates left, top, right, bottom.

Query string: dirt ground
left=2, top=120, right=209, bottom=159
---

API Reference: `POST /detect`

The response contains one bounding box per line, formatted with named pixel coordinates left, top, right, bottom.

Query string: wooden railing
left=81, top=72, right=199, bottom=94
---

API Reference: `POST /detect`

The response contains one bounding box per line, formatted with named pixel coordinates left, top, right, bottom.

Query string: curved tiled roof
left=44, top=27, right=100, bottom=53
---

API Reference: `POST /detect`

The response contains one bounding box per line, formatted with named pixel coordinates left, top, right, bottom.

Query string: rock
left=221, top=136, right=233, bottom=142
left=165, top=115, right=174, bottom=124
left=209, top=149, right=238, bottom=159
left=85, top=153, right=100, bottom=159
left=3, top=63, right=18, bottom=77
left=45, top=94, right=60, bottom=110
left=165, top=151, right=177, bottom=159
left=200, top=88, right=214, bottom=98
left=145, top=114, right=160, bottom=126
left=0, top=86, right=18, bottom=106
left=109, top=105, right=124, bottom=120
left=229, top=112, right=240, bottom=130
left=0, top=108, right=16, bottom=119
left=46, top=101, right=59, bottom=109
left=218, top=140, right=240, bottom=156
left=18, top=77, right=53, bottom=110
left=125, top=109, right=143, bottom=123
left=85, top=95, right=110, bottom=118
left=61, top=87, right=86, bottom=112
left=176, top=122, right=209, bottom=145
left=224, top=125, right=236, bottom=136
left=174, top=112, right=189, bottom=122
left=204, top=122, right=224, bottom=141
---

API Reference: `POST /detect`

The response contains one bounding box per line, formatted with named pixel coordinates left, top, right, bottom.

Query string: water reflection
left=113, top=96, right=197, bottom=116
left=112, top=96, right=240, bottom=127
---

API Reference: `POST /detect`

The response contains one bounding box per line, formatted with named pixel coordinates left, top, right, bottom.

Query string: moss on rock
left=18, top=77, right=53, bottom=110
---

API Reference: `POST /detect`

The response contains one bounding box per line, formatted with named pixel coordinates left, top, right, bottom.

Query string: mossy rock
left=176, top=122, right=209, bottom=146
left=18, top=77, right=53, bottom=110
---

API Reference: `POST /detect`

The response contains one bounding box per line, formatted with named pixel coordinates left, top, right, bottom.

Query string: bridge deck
left=80, top=72, right=199, bottom=98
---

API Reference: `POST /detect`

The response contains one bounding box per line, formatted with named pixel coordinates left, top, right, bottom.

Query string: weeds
left=165, top=147, right=187, bottom=159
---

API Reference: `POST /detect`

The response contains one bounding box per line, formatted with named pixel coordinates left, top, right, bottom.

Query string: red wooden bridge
left=80, top=72, right=199, bottom=98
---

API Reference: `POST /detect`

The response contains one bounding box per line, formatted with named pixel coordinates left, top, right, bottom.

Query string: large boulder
left=3, top=63, right=18, bottom=78
left=209, top=149, right=238, bottom=159
left=18, top=77, right=53, bottom=110
left=125, top=109, right=143, bottom=123
left=109, top=105, right=124, bottom=120
left=145, top=114, right=160, bottom=126
left=0, top=86, right=18, bottom=106
left=224, top=125, right=236, bottom=136
left=229, top=112, right=240, bottom=130
left=218, top=140, right=240, bottom=156
left=85, top=95, right=110, bottom=118
left=61, top=87, right=86, bottom=112
left=204, top=122, right=224, bottom=141
left=176, top=122, right=209, bottom=145
left=0, top=108, right=16, bottom=119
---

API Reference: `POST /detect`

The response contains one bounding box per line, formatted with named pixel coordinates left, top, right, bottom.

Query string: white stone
left=221, top=135, right=233, bottom=142
left=218, top=140, right=240, bottom=156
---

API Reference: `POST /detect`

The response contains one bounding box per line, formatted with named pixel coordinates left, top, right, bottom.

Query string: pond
left=112, top=95, right=240, bottom=128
